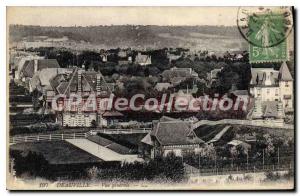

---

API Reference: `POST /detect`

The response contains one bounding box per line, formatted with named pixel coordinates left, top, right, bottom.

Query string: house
left=135, top=52, right=151, bottom=66
left=141, top=116, right=204, bottom=158
left=251, top=100, right=285, bottom=121
left=167, top=52, right=182, bottom=63
left=29, top=68, right=73, bottom=93
left=99, top=111, right=124, bottom=127
left=227, top=140, right=251, bottom=151
left=249, top=62, right=293, bottom=114
left=161, top=66, right=199, bottom=85
left=15, top=56, right=45, bottom=80
left=49, top=67, right=114, bottom=127
left=207, top=68, right=223, bottom=87
left=118, top=56, right=133, bottom=65
left=155, top=82, right=172, bottom=91
left=170, top=67, right=199, bottom=77
left=18, top=59, right=60, bottom=81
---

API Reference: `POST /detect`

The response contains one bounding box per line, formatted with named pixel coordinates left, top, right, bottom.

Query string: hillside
left=9, top=25, right=247, bottom=51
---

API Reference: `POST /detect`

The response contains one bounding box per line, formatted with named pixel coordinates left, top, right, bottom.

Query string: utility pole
left=263, top=149, right=265, bottom=170
left=198, top=153, right=201, bottom=176
left=247, top=153, right=249, bottom=171
left=277, top=147, right=280, bottom=169
left=214, top=155, right=217, bottom=174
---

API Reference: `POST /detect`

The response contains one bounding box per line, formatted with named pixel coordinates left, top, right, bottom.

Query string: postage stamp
left=237, top=7, right=293, bottom=63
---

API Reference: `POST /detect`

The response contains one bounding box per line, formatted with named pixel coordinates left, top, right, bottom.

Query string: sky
left=7, top=7, right=240, bottom=26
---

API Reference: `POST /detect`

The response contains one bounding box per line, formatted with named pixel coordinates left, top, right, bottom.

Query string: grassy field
left=10, top=141, right=102, bottom=164
left=194, top=124, right=229, bottom=142
left=87, top=135, right=134, bottom=154
left=230, top=125, right=294, bottom=138
left=97, top=133, right=147, bottom=149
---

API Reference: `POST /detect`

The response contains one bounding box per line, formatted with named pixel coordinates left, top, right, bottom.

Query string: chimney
left=34, top=59, right=38, bottom=73
left=264, top=71, right=272, bottom=86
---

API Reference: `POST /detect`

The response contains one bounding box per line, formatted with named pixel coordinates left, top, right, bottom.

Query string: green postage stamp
left=249, top=37, right=287, bottom=63
left=238, top=8, right=293, bottom=63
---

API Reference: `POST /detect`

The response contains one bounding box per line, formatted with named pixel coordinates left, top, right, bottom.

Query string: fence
left=90, top=128, right=151, bottom=135
left=9, top=128, right=150, bottom=144
left=185, top=163, right=294, bottom=176
left=9, top=132, right=90, bottom=144
left=193, top=119, right=294, bottom=130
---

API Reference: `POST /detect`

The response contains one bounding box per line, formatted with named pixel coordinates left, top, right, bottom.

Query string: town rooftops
left=135, top=52, right=151, bottom=65
left=263, top=101, right=280, bottom=118
left=155, top=82, right=172, bottom=91
left=149, top=116, right=204, bottom=146
left=21, top=59, right=60, bottom=78
left=250, top=62, right=293, bottom=86
left=30, top=68, right=73, bottom=90
left=50, top=68, right=111, bottom=96
left=250, top=68, right=279, bottom=86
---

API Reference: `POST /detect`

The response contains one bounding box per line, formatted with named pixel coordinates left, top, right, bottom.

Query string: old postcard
left=7, top=6, right=295, bottom=190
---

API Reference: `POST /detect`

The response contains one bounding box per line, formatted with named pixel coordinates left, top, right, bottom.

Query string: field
left=194, top=124, right=230, bottom=142
left=10, top=141, right=102, bottom=164
left=87, top=135, right=134, bottom=154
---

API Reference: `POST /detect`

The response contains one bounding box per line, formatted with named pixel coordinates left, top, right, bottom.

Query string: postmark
left=237, top=7, right=293, bottom=63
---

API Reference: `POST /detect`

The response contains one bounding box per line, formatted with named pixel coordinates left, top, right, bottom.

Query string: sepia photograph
left=6, top=6, right=295, bottom=190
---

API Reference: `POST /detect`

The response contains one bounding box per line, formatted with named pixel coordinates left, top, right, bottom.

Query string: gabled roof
left=150, top=117, right=204, bottom=146
left=141, top=133, right=153, bottom=146
left=50, top=68, right=111, bottom=96
left=250, top=68, right=279, bottom=86
left=22, top=59, right=60, bottom=78
left=155, top=82, right=172, bottom=91
left=278, top=62, right=293, bottom=81
left=263, top=101, right=279, bottom=118
left=135, top=53, right=151, bottom=64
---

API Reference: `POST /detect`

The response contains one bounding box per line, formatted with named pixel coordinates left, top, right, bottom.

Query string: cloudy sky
left=7, top=7, right=240, bottom=26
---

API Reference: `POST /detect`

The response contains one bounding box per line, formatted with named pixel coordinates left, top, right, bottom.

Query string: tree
left=91, top=120, right=97, bottom=128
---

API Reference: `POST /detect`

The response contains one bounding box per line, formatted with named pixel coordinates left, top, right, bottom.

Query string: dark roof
left=231, top=90, right=249, bottom=96
left=150, top=118, right=204, bottom=146
left=278, top=62, right=293, bottom=81
left=159, top=115, right=177, bottom=122
left=50, top=68, right=111, bottom=96
left=22, top=59, right=60, bottom=78
left=250, top=68, right=279, bottom=86
left=102, top=111, right=124, bottom=117
left=263, top=101, right=279, bottom=118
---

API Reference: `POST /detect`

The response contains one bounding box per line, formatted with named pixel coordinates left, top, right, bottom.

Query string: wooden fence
left=9, top=132, right=90, bottom=144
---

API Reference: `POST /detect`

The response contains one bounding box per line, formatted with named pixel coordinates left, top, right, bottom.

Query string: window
left=285, top=81, right=289, bottom=87
left=257, top=88, right=261, bottom=96
left=275, top=89, right=279, bottom=96
left=267, top=88, right=270, bottom=94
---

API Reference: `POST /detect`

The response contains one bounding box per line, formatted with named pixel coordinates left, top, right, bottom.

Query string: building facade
left=141, top=116, right=204, bottom=159
left=249, top=62, right=293, bottom=113
left=249, top=62, right=293, bottom=121
left=48, top=67, right=114, bottom=127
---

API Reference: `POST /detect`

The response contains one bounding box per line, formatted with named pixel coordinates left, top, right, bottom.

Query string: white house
left=249, top=62, right=293, bottom=119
